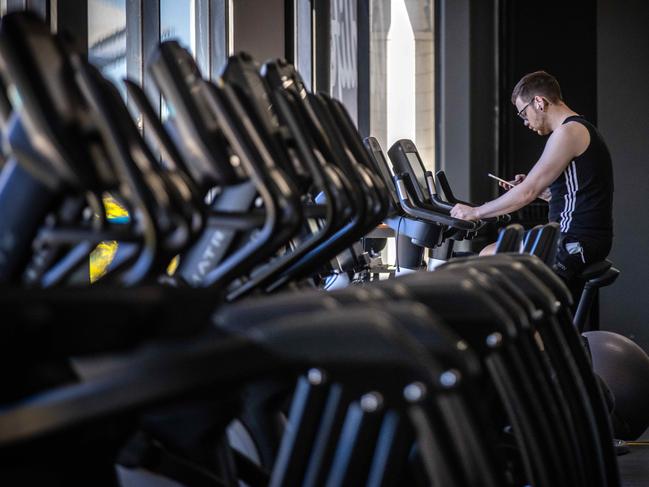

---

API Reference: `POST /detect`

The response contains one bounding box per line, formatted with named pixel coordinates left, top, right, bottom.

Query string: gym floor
left=621, top=429, right=649, bottom=486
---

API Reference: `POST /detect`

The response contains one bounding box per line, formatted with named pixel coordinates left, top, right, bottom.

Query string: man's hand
left=501, top=173, right=551, bottom=202
left=451, top=203, right=480, bottom=221
left=500, top=173, right=526, bottom=189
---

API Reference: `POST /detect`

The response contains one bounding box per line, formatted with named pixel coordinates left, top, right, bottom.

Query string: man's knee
left=480, top=242, right=498, bottom=256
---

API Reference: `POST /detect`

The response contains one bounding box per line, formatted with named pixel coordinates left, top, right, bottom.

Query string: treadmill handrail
left=200, top=81, right=295, bottom=288
left=225, top=88, right=340, bottom=300
left=394, top=175, right=476, bottom=231
left=435, top=170, right=510, bottom=224
left=149, top=41, right=239, bottom=187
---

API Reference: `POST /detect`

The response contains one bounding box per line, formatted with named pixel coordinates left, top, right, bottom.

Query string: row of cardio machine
left=363, top=136, right=503, bottom=272
left=0, top=11, right=638, bottom=487
left=363, top=114, right=623, bottom=329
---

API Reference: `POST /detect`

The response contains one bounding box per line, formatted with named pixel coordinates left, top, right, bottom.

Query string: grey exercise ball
left=583, top=331, right=649, bottom=440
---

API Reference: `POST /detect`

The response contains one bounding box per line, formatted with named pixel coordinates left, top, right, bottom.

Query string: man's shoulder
left=556, top=118, right=589, bottom=135
left=550, top=120, right=590, bottom=156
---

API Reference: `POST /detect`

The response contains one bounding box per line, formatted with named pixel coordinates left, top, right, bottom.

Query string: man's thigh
left=554, top=235, right=612, bottom=281
left=554, top=239, right=587, bottom=281
left=480, top=242, right=498, bottom=256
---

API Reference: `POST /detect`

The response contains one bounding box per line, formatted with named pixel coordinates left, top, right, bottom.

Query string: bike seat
left=577, top=260, right=612, bottom=281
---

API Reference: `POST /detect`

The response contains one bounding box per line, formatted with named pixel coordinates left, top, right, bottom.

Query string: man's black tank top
left=548, top=115, right=614, bottom=241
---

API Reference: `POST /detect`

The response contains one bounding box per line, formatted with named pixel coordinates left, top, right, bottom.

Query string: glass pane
left=160, top=0, right=195, bottom=120
left=161, top=0, right=195, bottom=53
left=88, top=0, right=127, bottom=99
left=370, top=0, right=434, bottom=170
left=331, top=0, right=358, bottom=125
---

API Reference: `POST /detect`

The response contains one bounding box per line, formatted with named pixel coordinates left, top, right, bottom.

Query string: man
left=450, top=70, right=614, bottom=284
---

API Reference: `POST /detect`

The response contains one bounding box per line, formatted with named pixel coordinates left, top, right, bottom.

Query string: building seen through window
left=88, top=0, right=127, bottom=99
left=160, top=0, right=195, bottom=120
left=371, top=0, right=434, bottom=170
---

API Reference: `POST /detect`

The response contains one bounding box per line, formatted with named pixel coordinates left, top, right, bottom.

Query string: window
left=370, top=0, right=434, bottom=169
left=331, top=0, right=358, bottom=124
left=160, top=0, right=195, bottom=120
left=160, top=0, right=195, bottom=54
left=88, top=0, right=127, bottom=98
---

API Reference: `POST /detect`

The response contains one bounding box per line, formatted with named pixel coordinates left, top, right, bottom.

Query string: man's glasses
left=517, top=99, right=533, bottom=120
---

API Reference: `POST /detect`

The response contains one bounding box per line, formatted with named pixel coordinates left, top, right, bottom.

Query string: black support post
left=54, top=0, right=87, bottom=53
left=357, top=0, right=370, bottom=137
left=26, top=0, right=48, bottom=21
left=313, top=0, right=330, bottom=92
left=284, top=0, right=295, bottom=63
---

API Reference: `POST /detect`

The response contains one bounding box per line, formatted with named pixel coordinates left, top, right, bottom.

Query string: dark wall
left=435, top=0, right=508, bottom=205
left=469, top=0, right=497, bottom=204
left=437, top=0, right=471, bottom=201
left=233, top=0, right=285, bottom=62
left=500, top=0, right=597, bottom=181
left=436, top=0, right=501, bottom=248
left=597, top=0, right=649, bottom=350
left=438, top=0, right=648, bottom=346
left=436, top=0, right=597, bottom=209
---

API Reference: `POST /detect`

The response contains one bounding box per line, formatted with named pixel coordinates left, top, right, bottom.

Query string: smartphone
left=488, top=173, right=515, bottom=188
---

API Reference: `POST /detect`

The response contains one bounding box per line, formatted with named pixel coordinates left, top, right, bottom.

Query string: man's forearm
left=476, top=185, right=537, bottom=219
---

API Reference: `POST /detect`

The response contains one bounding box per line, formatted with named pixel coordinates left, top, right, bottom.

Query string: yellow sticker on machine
left=103, top=195, right=129, bottom=220
left=89, top=196, right=129, bottom=283
left=89, top=241, right=119, bottom=283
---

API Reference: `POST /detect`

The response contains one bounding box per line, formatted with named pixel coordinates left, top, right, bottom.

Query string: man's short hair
left=511, top=71, right=563, bottom=105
